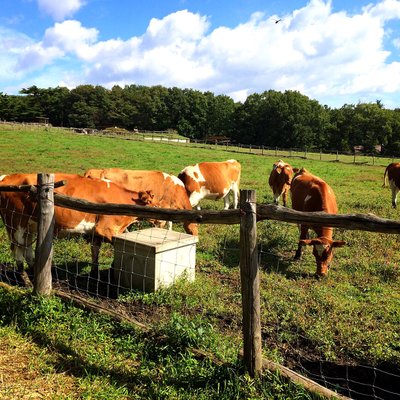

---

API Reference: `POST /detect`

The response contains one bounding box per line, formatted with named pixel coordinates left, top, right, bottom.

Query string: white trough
left=113, top=228, right=198, bottom=292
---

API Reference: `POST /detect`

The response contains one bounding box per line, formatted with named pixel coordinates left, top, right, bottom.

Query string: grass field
left=0, top=124, right=399, bottom=399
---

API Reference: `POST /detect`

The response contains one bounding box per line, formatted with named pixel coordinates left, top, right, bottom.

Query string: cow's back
left=88, top=168, right=192, bottom=210
left=386, top=163, right=400, bottom=188
left=198, top=160, right=241, bottom=192
left=0, top=174, right=39, bottom=228
left=84, top=168, right=198, bottom=235
left=291, top=171, right=337, bottom=214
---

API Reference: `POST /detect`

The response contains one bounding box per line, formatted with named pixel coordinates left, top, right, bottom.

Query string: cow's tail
left=383, top=165, right=389, bottom=187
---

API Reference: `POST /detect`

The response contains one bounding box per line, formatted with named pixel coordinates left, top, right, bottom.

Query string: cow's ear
left=137, top=190, right=155, bottom=205
left=300, top=238, right=324, bottom=246
left=299, top=239, right=314, bottom=246
left=293, top=168, right=299, bottom=174
left=131, top=191, right=141, bottom=201
left=332, top=240, right=346, bottom=248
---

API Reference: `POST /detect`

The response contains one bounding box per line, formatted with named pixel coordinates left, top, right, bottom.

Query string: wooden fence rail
left=54, top=193, right=400, bottom=233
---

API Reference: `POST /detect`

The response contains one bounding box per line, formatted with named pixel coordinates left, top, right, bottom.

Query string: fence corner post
left=239, top=189, right=262, bottom=377
left=33, top=173, right=55, bottom=296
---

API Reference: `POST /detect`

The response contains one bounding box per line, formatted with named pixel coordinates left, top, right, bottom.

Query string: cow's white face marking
left=273, top=160, right=285, bottom=170
left=315, top=244, right=328, bottom=257
left=304, top=195, right=312, bottom=204
left=0, top=175, right=7, bottom=181
left=13, top=226, right=27, bottom=246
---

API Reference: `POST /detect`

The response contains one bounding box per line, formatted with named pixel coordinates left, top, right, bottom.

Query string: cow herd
left=1, top=158, right=398, bottom=281
left=0, top=160, right=240, bottom=279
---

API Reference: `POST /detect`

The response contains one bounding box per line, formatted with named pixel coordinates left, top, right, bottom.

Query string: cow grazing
left=383, top=163, right=400, bottom=208
left=0, top=173, right=155, bottom=277
left=178, top=160, right=241, bottom=210
left=268, top=159, right=294, bottom=206
left=84, top=168, right=198, bottom=236
left=290, top=168, right=345, bottom=276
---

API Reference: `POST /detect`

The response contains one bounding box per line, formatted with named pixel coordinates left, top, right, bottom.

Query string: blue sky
left=2, top=0, right=400, bottom=108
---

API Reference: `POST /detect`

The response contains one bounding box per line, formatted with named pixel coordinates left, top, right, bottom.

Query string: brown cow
left=178, top=160, right=241, bottom=210
left=383, top=162, right=400, bottom=208
left=291, top=168, right=345, bottom=276
left=0, top=173, right=155, bottom=277
left=83, top=168, right=198, bottom=236
left=268, top=159, right=294, bottom=207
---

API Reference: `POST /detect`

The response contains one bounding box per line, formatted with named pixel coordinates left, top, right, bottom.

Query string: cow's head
left=132, top=190, right=156, bottom=206
left=299, top=237, right=346, bottom=276
left=272, top=162, right=294, bottom=183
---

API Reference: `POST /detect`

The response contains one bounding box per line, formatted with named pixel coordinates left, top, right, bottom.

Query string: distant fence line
left=1, top=120, right=400, bottom=167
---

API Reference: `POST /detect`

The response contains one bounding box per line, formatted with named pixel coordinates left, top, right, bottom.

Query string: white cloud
left=17, top=20, right=98, bottom=70
left=0, top=27, right=34, bottom=83
left=4, top=1, right=400, bottom=106
left=37, top=0, right=85, bottom=21
left=363, top=0, right=400, bottom=20
left=145, top=9, right=209, bottom=45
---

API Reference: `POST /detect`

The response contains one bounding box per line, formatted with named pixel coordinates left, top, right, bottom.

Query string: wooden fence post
left=239, top=189, right=262, bottom=377
left=33, top=173, right=55, bottom=296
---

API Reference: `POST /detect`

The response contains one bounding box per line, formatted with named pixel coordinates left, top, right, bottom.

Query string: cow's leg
left=232, top=183, right=239, bottom=209
left=11, top=227, right=26, bottom=273
left=272, top=190, right=280, bottom=205
left=90, top=236, right=102, bottom=278
left=223, top=194, right=230, bottom=210
left=23, top=237, right=35, bottom=279
left=390, top=180, right=399, bottom=208
left=10, top=227, right=34, bottom=287
left=183, top=222, right=198, bottom=236
left=282, top=188, right=288, bottom=207
left=294, top=225, right=308, bottom=260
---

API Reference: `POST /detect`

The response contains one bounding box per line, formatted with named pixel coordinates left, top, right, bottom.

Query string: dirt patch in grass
left=0, top=329, right=80, bottom=399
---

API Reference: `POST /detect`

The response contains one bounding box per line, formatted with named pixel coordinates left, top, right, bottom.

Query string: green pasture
left=0, top=125, right=399, bottom=399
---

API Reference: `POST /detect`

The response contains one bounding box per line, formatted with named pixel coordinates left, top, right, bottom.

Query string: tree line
left=2, top=84, right=400, bottom=154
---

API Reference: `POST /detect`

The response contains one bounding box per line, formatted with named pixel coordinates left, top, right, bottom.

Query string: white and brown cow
left=383, top=162, right=400, bottom=208
left=291, top=168, right=345, bottom=276
left=84, top=168, right=198, bottom=236
left=178, top=160, right=241, bottom=210
left=268, top=159, right=294, bottom=207
left=0, top=173, right=155, bottom=277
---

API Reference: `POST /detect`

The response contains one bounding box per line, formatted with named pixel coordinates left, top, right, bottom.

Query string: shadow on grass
left=25, top=323, right=243, bottom=397
left=52, top=262, right=122, bottom=299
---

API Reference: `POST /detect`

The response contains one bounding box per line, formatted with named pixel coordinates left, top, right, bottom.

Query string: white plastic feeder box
left=113, top=228, right=198, bottom=292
